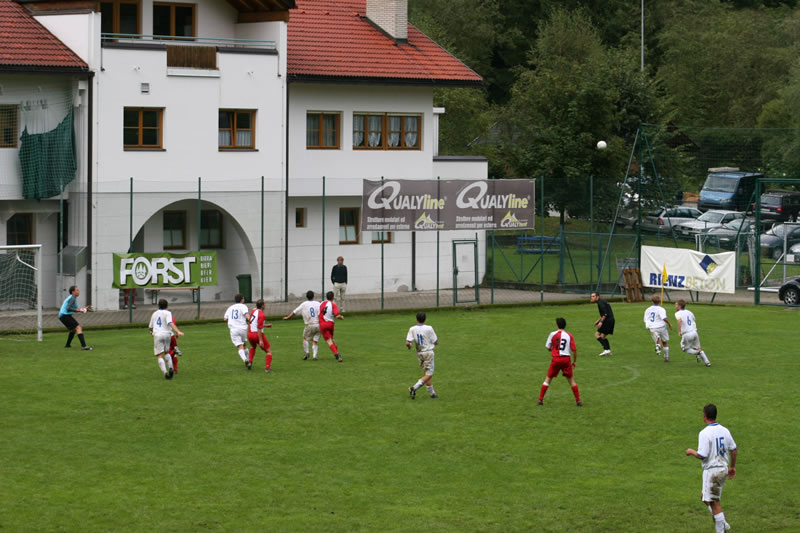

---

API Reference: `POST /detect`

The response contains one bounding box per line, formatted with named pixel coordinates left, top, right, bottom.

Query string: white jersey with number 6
left=675, top=309, right=698, bottom=335
left=407, top=324, right=438, bottom=353
left=149, top=309, right=174, bottom=336
left=293, top=301, right=321, bottom=326
left=224, top=303, right=249, bottom=330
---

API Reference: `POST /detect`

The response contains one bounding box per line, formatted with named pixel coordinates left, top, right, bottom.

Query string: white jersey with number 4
left=149, top=309, right=174, bottom=336
left=407, top=324, right=438, bottom=353
left=644, top=305, right=668, bottom=329
left=224, top=303, right=249, bottom=330
left=697, top=422, right=737, bottom=470
left=675, top=309, right=698, bottom=335
left=293, top=301, right=321, bottom=326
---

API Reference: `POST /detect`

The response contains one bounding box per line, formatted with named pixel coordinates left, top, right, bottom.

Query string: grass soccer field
left=1, top=302, right=798, bottom=532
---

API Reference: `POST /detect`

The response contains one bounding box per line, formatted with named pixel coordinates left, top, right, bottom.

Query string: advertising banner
left=640, top=245, right=735, bottom=294
left=112, top=251, right=217, bottom=289
left=361, top=179, right=535, bottom=232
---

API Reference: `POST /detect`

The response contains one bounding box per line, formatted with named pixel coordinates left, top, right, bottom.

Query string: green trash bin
left=236, top=274, right=252, bottom=303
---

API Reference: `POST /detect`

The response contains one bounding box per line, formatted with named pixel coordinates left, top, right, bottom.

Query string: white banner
left=640, top=245, right=736, bottom=294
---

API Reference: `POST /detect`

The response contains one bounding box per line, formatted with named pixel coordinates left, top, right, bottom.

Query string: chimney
left=366, top=0, right=408, bottom=41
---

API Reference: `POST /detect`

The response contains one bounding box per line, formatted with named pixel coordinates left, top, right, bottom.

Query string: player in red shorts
left=168, top=316, right=183, bottom=373
left=247, top=299, right=273, bottom=372
left=319, top=290, right=344, bottom=362
left=538, top=317, right=582, bottom=407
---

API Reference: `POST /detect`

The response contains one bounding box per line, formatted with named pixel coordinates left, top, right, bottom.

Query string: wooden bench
left=147, top=287, right=200, bottom=304
left=517, top=236, right=561, bottom=254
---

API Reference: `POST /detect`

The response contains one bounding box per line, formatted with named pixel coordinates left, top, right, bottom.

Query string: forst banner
left=361, top=179, right=535, bottom=231
left=112, top=251, right=217, bottom=288
left=641, top=245, right=735, bottom=294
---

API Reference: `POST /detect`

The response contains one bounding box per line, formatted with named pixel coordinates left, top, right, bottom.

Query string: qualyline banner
left=112, top=251, right=217, bottom=289
left=640, top=245, right=735, bottom=294
left=361, top=179, right=535, bottom=232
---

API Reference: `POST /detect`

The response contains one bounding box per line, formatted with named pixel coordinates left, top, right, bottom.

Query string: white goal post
left=0, top=244, right=43, bottom=341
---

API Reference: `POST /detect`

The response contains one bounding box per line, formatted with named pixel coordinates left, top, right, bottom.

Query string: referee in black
left=590, top=292, right=614, bottom=356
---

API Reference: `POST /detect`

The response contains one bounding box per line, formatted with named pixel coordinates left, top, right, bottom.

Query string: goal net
left=0, top=244, right=42, bottom=341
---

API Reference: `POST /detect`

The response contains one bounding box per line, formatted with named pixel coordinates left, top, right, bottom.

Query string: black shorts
left=59, top=314, right=79, bottom=331
left=598, top=318, right=615, bottom=335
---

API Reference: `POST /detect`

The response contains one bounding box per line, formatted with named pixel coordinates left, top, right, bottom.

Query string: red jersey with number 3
left=546, top=329, right=576, bottom=358
left=319, top=300, right=339, bottom=327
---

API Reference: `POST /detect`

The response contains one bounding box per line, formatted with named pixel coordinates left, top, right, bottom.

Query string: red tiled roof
left=0, top=0, right=87, bottom=70
left=288, top=0, right=482, bottom=86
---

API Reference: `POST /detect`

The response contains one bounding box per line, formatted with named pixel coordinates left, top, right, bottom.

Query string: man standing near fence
left=590, top=292, right=614, bottom=356
left=331, top=256, right=348, bottom=312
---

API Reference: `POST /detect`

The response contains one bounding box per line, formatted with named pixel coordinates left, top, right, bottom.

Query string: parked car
left=639, top=206, right=702, bottom=233
left=778, top=276, right=800, bottom=305
left=673, top=210, right=746, bottom=238
left=704, top=218, right=754, bottom=249
left=755, top=190, right=800, bottom=222
left=760, top=223, right=800, bottom=259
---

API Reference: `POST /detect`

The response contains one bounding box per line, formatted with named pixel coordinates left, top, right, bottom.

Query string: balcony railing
left=101, top=34, right=276, bottom=51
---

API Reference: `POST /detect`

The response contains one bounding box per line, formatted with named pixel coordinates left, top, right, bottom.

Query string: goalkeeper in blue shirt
left=58, top=285, right=92, bottom=350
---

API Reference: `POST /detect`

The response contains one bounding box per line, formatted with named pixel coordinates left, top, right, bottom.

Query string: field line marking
left=596, top=365, right=641, bottom=389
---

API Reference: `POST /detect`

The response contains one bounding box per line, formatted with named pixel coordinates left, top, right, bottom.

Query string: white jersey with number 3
left=675, top=309, right=698, bottom=335
left=407, top=324, right=437, bottom=353
left=644, top=305, right=668, bottom=329
left=293, top=301, right=321, bottom=326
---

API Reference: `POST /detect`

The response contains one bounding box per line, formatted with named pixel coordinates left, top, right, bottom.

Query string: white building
left=2, top=0, right=486, bottom=310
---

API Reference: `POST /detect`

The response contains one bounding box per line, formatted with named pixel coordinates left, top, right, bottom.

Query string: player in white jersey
left=675, top=299, right=711, bottom=366
left=149, top=299, right=183, bottom=380
left=686, top=404, right=738, bottom=533
left=224, top=293, right=251, bottom=369
left=406, top=311, right=439, bottom=399
left=283, top=290, right=321, bottom=361
left=644, top=294, right=673, bottom=362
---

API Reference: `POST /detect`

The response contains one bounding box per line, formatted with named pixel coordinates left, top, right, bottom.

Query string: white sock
left=714, top=513, right=726, bottom=533
left=312, top=345, right=318, bottom=358
left=303, top=340, right=309, bottom=354
left=166, top=355, right=174, bottom=371
left=413, top=379, right=424, bottom=390
left=158, top=358, right=167, bottom=374
left=426, top=385, right=436, bottom=395
left=700, top=350, right=710, bottom=364
left=238, top=349, right=248, bottom=362
left=664, top=347, right=670, bottom=358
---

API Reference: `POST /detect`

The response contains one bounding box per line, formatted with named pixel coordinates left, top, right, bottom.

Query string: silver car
left=704, top=218, right=754, bottom=249
left=639, top=207, right=702, bottom=233
left=674, top=210, right=745, bottom=238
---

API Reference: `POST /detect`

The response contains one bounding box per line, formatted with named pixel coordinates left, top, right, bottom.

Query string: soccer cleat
left=65, top=345, right=71, bottom=348
left=705, top=363, right=711, bottom=367
left=174, top=347, right=182, bottom=356
left=164, top=372, right=170, bottom=380
left=409, top=387, right=416, bottom=399
left=303, top=354, right=309, bottom=360
left=664, top=357, right=669, bottom=363
left=336, top=354, right=343, bottom=363
left=81, top=346, right=93, bottom=351
left=168, top=367, right=174, bottom=378
left=430, top=393, right=438, bottom=399
left=536, top=400, right=543, bottom=406
left=246, top=360, right=252, bottom=370
left=655, top=345, right=662, bottom=355
left=312, top=357, right=318, bottom=361
left=576, top=401, right=583, bottom=407
left=724, top=522, right=731, bottom=532
left=264, top=368, right=272, bottom=373
left=598, top=349, right=611, bottom=357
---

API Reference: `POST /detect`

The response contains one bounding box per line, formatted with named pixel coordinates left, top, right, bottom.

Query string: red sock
left=248, top=346, right=255, bottom=363
left=539, top=384, right=548, bottom=401
left=329, top=342, right=338, bottom=355
left=171, top=355, right=178, bottom=372
left=571, top=385, right=581, bottom=402
left=265, top=352, right=272, bottom=370
left=169, top=336, right=177, bottom=356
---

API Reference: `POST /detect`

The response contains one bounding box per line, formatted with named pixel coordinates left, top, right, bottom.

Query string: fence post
left=261, top=175, right=264, bottom=301
left=436, top=176, right=440, bottom=308
left=540, top=176, right=545, bottom=302
left=490, top=230, right=494, bottom=304
left=196, top=177, right=201, bottom=320
left=380, top=176, right=384, bottom=310
left=321, top=175, right=325, bottom=299
left=128, top=177, right=133, bottom=323
left=589, top=174, right=594, bottom=290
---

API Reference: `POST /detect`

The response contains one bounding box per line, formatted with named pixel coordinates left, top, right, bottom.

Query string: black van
left=758, top=191, right=800, bottom=222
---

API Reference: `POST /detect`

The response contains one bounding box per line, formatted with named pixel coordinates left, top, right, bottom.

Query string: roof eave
left=0, top=65, right=90, bottom=74
left=287, top=74, right=483, bottom=88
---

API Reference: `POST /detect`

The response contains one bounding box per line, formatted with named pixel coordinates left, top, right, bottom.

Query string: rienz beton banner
left=112, top=252, right=217, bottom=289
left=361, top=179, right=535, bottom=232
left=641, top=245, right=735, bottom=294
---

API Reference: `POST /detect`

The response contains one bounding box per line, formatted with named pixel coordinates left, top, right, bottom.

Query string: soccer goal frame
left=0, top=244, right=43, bottom=341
